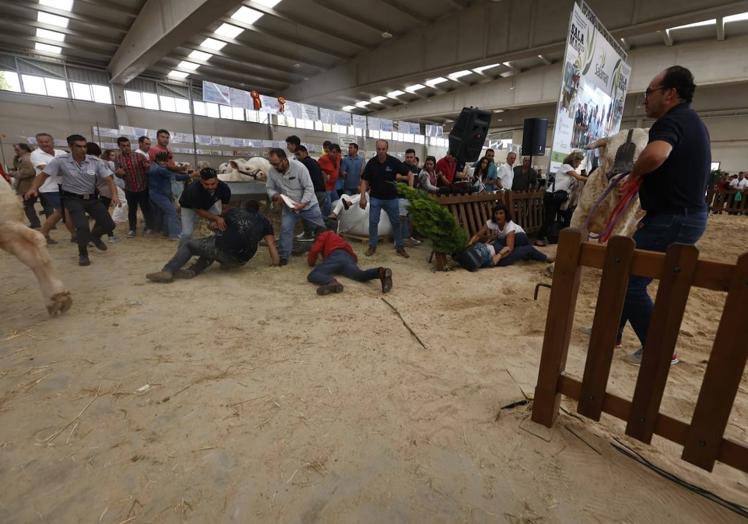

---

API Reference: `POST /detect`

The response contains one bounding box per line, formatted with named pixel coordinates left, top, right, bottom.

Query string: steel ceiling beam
left=199, top=31, right=328, bottom=69
left=179, top=45, right=306, bottom=83
left=109, top=0, right=245, bottom=84
left=310, top=0, right=392, bottom=35
left=218, top=16, right=350, bottom=59
left=32, top=2, right=131, bottom=34
left=378, top=0, right=430, bottom=25
left=242, top=1, right=371, bottom=49
left=0, top=30, right=113, bottom=61
left=0, top=18, right=121, bottom=48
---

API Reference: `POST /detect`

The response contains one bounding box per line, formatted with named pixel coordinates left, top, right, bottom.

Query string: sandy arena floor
left=1, top=214, right=747, bottom=523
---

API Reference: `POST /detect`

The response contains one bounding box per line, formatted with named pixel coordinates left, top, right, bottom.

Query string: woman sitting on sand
left=468, top=203, right=554, bottom=268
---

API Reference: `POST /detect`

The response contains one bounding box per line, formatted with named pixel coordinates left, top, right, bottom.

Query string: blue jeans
left=150, top=191, right=180, bottom=239
left=307, top=249, right=380, bottom=285
left=180, top=202, right=222, bottom=246
left=280, top=203, right=326, bottom=260
left=369, top=196, right=402, bottom=248
left=618, top=209, right=708, bottom=346
left=492, top=233, right=549, bottom=266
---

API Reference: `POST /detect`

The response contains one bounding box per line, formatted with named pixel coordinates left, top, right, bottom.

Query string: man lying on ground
left=307, top=229, right=392, bottom=295
left=146, top=200, right=279, bottom=283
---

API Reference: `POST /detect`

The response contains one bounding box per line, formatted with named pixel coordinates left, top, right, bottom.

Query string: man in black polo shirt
left=146, top=200, right=280, bottom=283
left=618, top=65, right=710, bottom=365
left=178, top=167, right=231, bottom=245
left=360, top=139, right=411, bottom=258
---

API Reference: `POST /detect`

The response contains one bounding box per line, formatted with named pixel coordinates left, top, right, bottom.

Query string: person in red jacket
left=307, top=229, right=393, bottom=295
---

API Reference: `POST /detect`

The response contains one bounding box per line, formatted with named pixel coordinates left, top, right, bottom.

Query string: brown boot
left=395, top=246, right=410, bottom=258
left=365, top=245, right=376, bottom=256
left=379, top=267, right=392, bottom=293
left=146, top=270, right=174, bottom=283
left=173, top=269, right=196, bottom=279
left=316, top=279, right=344, bottom=295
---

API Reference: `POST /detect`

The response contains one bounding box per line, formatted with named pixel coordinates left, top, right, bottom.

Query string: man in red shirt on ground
left=307, top=229, right=393, bottom=295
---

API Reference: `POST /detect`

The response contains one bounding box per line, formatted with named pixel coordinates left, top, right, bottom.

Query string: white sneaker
left=108, top=235, right=119, bottom=243
left=127, top=230, right=136, bottom=238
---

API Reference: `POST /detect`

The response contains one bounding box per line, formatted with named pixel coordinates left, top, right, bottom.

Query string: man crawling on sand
left=307, top=229, right=392, bottom=295
left=146, top=200, right=279, bottom=283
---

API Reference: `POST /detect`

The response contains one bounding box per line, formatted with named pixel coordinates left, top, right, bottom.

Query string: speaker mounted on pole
left=448, top=107, right=491, bottom=164
left=521, top=118, right=548, bottom=156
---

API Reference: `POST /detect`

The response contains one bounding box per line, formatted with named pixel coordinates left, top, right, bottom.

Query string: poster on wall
left=229, top=87, right=251, bottom=109
left=549, top=1, right=631, bottom=173
left=259, top=95, right=280, bottom=113
left=202, top=81, right=231, bottom=106
left=301, top=104, right=319, bottom=122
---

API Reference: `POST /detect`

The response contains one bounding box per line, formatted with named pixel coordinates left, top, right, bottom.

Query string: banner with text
left=549, top=1, right=631, bottom=172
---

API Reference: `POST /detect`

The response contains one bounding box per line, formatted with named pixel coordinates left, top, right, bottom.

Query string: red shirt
left=149, top=144, right=181, bottom=172
left=317, top=154, right=340, bottom=192
left=308, top=231, right=357, bottom=266
left=435, top=156, right=456, bottom=186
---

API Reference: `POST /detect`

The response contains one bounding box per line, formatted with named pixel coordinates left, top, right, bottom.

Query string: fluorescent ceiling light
left=493, top=109, right=505, bottom=113
left=38, top=11, right=69, bottom=28
left=231, top=6, right=263, bottom=24
left=342, top=105, right=355, bottom=111
left=177, top=61, right=200, bottom=71
left=370, top=96, right=387, bottom=103
left=425, top=77, right=448, bottom=87
left=188, top=50, right=212, bottom=62
left=355, top=101, right=370, bottom=107
left=448, top=70, right=472, bottom=80
left=214, top=23, right=243, bottom=39
left=168, top=70, right=189, bottom=80
left=669, top=19, right=716, bottom=30
left=386, top=90, right=405, bottom=98
left=35, top=42, right=61, bottom=54
left=40, top=0, right=73, bottom=11
left=405, top=84, right=425, bottom=93
left=36, top=28, right=65, bottom=42
left=473, top=63, right=500, bottom=73
left=253, top=0, right=282, bottom=7
left=200, top=37, right=226, bottom=51
left=725, top=12, right=748, bottom=23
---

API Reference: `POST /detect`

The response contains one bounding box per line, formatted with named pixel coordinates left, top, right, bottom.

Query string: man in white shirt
left=135, top=135, right=151, bottom=159
left=497, top=152, right=517, bottom=190
left=738, top=173, right=748, bottom=189
left=30, top=132, right=74, bottom=243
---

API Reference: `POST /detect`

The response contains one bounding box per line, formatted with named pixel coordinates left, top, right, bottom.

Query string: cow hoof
left=47, top=291, right=73, bottom=317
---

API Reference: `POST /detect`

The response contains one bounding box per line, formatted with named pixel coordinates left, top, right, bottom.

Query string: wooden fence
left=437, top=190, right=545, bottom=238
left=709, top=189, right=747, bottom=215
left=532, top=228, right=748, bottom=473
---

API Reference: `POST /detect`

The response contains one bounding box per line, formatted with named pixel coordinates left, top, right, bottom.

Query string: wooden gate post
left=532, top=228, right=583, bottom=427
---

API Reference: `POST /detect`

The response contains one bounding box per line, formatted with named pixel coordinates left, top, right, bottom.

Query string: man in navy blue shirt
left=618, top=66, right=710, bottom=365
left=360, top=140, right=411, bottom=258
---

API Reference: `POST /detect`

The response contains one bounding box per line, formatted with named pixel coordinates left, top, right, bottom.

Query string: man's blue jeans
left=307, top=249, right=379, bottom=285
left=280, top=203, right=326, bottom=260
left=618, top=209, right=707, bottom=347
left=150, top=191, right=180, bottom=239
left=180, top=202, right=222, bottom=246
left=369, top=196, right=402, bottom=248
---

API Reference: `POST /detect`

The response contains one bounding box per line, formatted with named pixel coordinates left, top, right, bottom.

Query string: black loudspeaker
left=521, top=118, right=548, bottom=156
left=448, top=107, right=491, bottom=164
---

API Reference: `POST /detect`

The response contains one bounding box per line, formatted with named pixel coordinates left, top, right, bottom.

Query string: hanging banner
left=202, top=81, right=231, bottom=105
left=301, top=104, right=319, bottom=121
left=425, top=125, right=443, bottom=137
left=259, top=95, right=280, bottom=113
left=284, top=100, right=304, bottom=119
left=351, top=114, right=367, bottom=130
left=549, top=1, right=631, bottom=172
left=229, top=87, right=251, bottom=109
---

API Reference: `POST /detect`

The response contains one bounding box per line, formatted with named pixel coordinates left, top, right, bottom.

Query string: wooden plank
left=626, top=244, right=699, bottom=444
left=558, top=374, right=748, bottom=472
left=579, top=243, right=734, bottom=292
left=682, top=253, right=748, bottom=471
left=578, top=236, right=635, bottom=420
left=531, top=229, right=584, bottom=427
left=466, top=201, right=479, bottom=236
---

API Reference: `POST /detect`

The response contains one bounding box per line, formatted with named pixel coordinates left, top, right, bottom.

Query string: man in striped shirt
left=115, top=136, right=153, bottom=236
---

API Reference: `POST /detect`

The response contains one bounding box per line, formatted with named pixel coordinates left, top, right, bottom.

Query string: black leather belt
left=61, top=190, right=97, bottom=200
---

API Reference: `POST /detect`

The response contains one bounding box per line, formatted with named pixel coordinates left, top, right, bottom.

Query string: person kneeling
left=146, top=200, right=279, bottom=283
left=307, top=229, right=392, bottom=295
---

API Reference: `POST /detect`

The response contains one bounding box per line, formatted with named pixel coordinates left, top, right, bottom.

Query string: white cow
left=217, top=157, right=270, bottom=182
left=570, top=128, right=648, bottom=239
left=0, top=179, right=72, bottom=316
left=330, top=194, right=392, bottom=237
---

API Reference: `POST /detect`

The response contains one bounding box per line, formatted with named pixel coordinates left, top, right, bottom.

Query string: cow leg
left=0, top=223, right=72, bottom=316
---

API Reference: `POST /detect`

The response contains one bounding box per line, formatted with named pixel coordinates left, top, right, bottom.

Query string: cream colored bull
left=0, top=179, right=72, bottom=316
left=217, top=157, right=270, bottom=182
left=570, top=128, right=648, bottom=239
